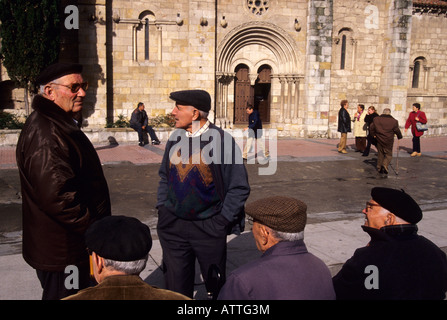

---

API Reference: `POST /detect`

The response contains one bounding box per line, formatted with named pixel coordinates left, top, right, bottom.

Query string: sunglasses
left=50, top=82, right=88, bottom=93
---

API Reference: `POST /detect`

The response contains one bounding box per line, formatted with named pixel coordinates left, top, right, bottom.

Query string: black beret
left=85, top=216, right=152, bottom=261
left=36, top=62, right=83, bottom=85
left=245, top=196, right=307, bottom=233
left=169, top=90, right=211, bottom=112
left=371, top=187, right=423, bottom=224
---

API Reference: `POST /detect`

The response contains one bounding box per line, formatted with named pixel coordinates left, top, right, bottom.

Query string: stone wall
left=305, top=0, right=333, bottom=138
left=408, top=5, right=447, bottom=131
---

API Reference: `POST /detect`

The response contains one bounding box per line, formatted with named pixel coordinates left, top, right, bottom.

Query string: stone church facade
left=1, top=0, right=447, bottom=138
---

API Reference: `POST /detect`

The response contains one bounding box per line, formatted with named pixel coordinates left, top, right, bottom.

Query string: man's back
left=218, top=240, right=335, bottom=300
left=63, top=275, right=190, bottom=300
left=371, top=115, right=402, bottom=146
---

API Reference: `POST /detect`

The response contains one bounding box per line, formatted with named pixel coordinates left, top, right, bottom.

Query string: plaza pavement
left=0, top=135, right=446, bottom=299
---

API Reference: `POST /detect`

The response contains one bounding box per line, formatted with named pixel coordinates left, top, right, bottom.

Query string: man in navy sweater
left=156, top=90, right=250, bottom=299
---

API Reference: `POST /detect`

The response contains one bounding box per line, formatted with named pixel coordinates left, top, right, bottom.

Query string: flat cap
left=36, top=62, right=83, bottom=85
left=85, top=216, right=152, bottom=261
left=169, top=90, right=211, bottom=112
left=371, top=187, right=423, bottom=224
left=245, top=196, right=307, bottom=233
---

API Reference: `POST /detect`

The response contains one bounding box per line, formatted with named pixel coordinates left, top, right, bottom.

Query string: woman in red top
left=405, top=103, right=427, bottom=156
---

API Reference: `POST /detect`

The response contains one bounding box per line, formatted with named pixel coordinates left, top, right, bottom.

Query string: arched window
left=340, top=35, right=347, bottom=70
left=335, top=28, right=356, bottom=71
left=137, top=11, right=156, bottom=61
left=411, top=57, right=427, bottom=90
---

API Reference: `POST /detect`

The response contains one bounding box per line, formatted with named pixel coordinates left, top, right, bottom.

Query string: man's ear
left=192, top=108, right=200, bottom=121
left=259, top=225, right=270, bottom=246
left=91, top=252, right=104, bottom=272
left=385, top=213, right=396, bottom=226
left=43, top=85, right=56, bottom=101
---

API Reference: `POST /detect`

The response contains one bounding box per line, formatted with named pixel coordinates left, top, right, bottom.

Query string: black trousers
left=157, top=206, right=228, bottom=299
left=412, top=136, right=421, bottom=153
left=36, top=262, right=91, bottom=300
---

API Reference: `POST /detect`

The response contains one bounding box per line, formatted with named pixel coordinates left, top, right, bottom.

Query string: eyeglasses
left=365, top=201, right=382, bottom=212
left=50, top=82, right=88, bottom=93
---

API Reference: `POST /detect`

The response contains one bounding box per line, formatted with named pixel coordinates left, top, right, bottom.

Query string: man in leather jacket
left=16, top=63, right=111, bottom=299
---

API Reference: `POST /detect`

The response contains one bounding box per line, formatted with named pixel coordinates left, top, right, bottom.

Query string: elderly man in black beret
left=333, top=187, right=447, bottom=300
left=63, top=216, right=190, bottom=300
left=16, top=62, right=111, bottom=299
left=218, top=196, right=335, bottom=300
left=156, top=89, right=250, bottom=299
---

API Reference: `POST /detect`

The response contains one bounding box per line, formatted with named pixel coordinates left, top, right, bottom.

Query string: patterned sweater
left=157, top=123, right=250, bottom=231
left=165, top=137, right=221, bottom=220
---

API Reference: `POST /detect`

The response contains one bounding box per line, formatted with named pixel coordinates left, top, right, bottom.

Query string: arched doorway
left=234, top=64, right=271, bottom=124
left=216, top=21, right=302, bottom=129
left=255, top=65, right=271, bottom=124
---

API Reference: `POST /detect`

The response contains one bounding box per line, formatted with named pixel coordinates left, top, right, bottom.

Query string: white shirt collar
left=185, top=120, right=210, bottom=138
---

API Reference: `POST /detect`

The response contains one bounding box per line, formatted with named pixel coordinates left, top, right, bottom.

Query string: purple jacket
left=218, top=240, right=335, bottom=300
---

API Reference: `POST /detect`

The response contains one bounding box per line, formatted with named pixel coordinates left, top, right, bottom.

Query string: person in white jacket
left=353, top=104, right=367, bottom=152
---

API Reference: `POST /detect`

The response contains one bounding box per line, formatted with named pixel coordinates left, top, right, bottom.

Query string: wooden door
left=234, top=65, right=253, bottom=124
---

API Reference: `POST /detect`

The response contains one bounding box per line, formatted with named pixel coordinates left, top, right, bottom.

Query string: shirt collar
left=185, top=120, right=210, bottom=138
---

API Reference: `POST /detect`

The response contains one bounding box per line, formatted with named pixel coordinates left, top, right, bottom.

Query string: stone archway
left=216, top=21, right=302, bottom=128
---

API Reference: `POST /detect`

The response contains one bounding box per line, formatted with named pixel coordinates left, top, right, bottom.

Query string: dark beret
left=85, top=216, right=152, bottom=261
left=36, top=62, right=83, bottom=85
left=371, top=187, right=423, bottom=224
left=245, top=196, right=307, bottom=233
left=169, top=90, right=211, bottom=112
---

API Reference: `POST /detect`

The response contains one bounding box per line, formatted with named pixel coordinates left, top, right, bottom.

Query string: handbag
left=416, top=122, right=428, bottom=131
left=415, top=111, right=428, bottom=131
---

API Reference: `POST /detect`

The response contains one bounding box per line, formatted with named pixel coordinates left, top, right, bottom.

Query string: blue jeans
left=131, top=125, right=159, bottom=143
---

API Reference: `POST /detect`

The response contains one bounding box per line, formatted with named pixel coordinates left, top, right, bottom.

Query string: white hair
left=269, top=229, right=304, bottom=242
left=198, top=110, right=209, bottom=119
left=378, top=206, right=410, bottom=224
left=103, top=255, right=148, bottom=275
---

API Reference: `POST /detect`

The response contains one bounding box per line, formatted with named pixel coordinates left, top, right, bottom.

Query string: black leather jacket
left=337, top=107, right=351, bottom=133
left=16, top=95, right=111, bottom=271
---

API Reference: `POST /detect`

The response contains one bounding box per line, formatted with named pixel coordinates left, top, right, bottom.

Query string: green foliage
left=0, top=111, right=25, bottom=129
left=106, top=114, right=130, bottom=128
left=148, top=113, right=176, bottom=128
left=0, top=0, right=60, bottom=91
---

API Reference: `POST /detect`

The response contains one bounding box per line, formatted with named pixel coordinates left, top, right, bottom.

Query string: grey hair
left=39, top=79, right=61, bottom=95
left=103, top=255, right=148, bottom=275
left=198, top=110, right=209, bottom=119
left=382, top=108, right=391, bottom=115
left=269, top=229, right=304, bottom=242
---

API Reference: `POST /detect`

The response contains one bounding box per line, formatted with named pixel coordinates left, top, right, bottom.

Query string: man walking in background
left=369, top=108, right=402, bottom=174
